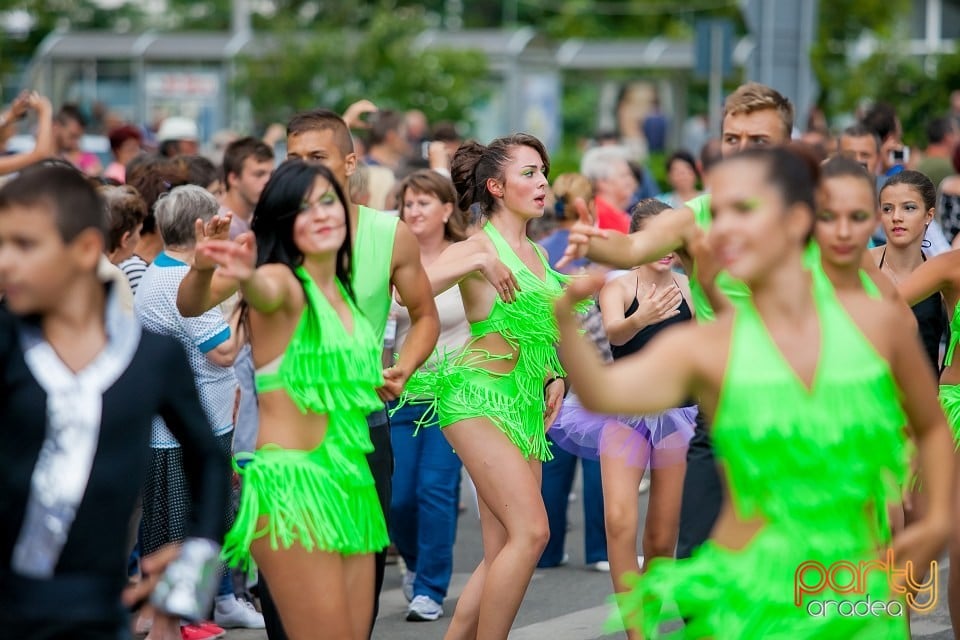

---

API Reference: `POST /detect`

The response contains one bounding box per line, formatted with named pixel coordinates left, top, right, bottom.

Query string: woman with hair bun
left=396, top=133, right=581, bottom=638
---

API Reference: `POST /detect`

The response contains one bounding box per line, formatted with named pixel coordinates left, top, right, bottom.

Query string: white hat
left=157, top=116, right=199, bottom=143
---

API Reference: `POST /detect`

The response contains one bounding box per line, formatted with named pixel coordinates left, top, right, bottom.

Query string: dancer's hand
left=480, top=253, right=520, bottom=303
left=378, top=364, right=410, bottom=402
left=634, top=283, right=683, bottom=326
left=343, top=99, right=378, bottom=129
left=5, top=90, right=32, bottom=121
left=558, top=271, right=606, bottom=310
left=543, top=378, right=564, bottom=430
left=196, top=234, right=257, bottom=282
left=889, top=517, right=950, bottom=606
left=192, top=213, right=233, bottom=271
left=556, top=197, right=605, bottom=270
left=122, top=544, right=180, bottom=612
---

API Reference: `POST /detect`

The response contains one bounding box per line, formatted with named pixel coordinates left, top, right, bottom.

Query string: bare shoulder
left=599, top=269, right=632, bottom=303
left=463, top=230, right=494, bottom=253
left=838, top=293, right=901, bottom=357
left=391, top=219, right=420, bottom=264
left=609, top=268, right=637, bottom=289
left=672, top=271, right=690, bottom=287
left=258, top=262, right=298, bottom=282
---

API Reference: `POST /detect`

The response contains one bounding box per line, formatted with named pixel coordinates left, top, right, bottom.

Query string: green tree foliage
left=836, top=51, right=960, bottom=146
left=235, top=5, right=487, bottom=129
left=811, top=0, right=909, bottom=116
left=0, top=0, right=144, bottom=76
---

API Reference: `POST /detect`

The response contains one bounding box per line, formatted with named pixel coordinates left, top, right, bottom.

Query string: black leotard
left=610, top=276, right=694, bottom=361
left=879, top=248, right=947, bottom=373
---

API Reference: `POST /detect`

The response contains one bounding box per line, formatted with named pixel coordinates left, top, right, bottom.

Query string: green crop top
left=712, top=265, right=906, bottom=531
left=254, top=266, right=383, bottom=418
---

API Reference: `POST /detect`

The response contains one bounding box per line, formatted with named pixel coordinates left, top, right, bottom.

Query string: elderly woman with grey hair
left=134, top=185, right=244, bottom=640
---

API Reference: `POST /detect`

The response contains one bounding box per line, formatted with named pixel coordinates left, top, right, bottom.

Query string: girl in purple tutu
left=551, top=198, right=696, bottom=629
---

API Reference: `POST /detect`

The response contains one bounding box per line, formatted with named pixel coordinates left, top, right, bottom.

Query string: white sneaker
left=213, top=596, right=265, bottom=629
left=406, top=595, right=443, bottom=621
left=588, top=560, right=611, bottom=572
left=638, top=476, right=651, bottom=493
left=402, top=570, right=416, bottom=603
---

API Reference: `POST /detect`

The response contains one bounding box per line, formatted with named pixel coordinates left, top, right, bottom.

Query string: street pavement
left=226, top=470, right=955, bottom=639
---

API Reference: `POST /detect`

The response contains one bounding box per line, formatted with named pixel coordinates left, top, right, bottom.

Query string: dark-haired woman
left=814, top=157, right=896, bottom=299
left=870, top=171, right=946, bottom=374
left=199, top=160, right=388, bottom=640
left=659, top=150, right=702, bottom=209
left=556, top=148, right=952, bottom=637
left=397, top=134, right=574, bottom=638
left=896, top=174, right=960, bottom=639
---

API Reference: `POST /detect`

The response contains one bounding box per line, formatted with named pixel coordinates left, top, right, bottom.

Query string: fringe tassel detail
left=221, top=437, right=388, bottom=572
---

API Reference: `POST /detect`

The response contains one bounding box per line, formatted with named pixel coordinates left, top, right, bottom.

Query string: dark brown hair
left=366, top=110, right=404, bottom=147
left=881, top=170, right=936, bottom=212
left=0, top=164, right=104, bottom=242
left=100, top=185, right=148, bottom=252
left=126, top=157, right=189, bottom=235
left=182, top=155, right=220, bottom=189
left=450, top=133, right=549, bottom=215
left=223, top=136, right=274, bottom=187
left=629, top=198, right=670, bottom=233
left=286, top=109, right=354, bottom=157
left=820, top=155, right=876, bottom=201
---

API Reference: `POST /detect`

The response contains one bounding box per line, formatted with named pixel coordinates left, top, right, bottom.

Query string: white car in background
left=6, top=133, right=112, bottom=166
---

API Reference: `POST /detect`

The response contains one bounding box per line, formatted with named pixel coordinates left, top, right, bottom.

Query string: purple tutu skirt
left=550, top=393, right=696, bottom=468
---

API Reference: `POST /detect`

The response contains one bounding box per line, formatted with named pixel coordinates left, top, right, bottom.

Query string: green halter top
left=255, top=266, right=383, bottom=418
left=616, top=263, right=910, bottom=640
left=713, top=266, right=906, bottom=529
left=466, top=221, right=573, bottom=411
left=394, top=221, right=583, bottom=461
left=471, top=222, right=568, bottom=339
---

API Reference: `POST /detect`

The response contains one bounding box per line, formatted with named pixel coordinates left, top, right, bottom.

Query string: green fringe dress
left=397, top=222, right=578, bottom=462
left=617, top=266, right=910, bottom=639
left=221, top=268, right=390, bottom=570
left=938, top=298, right=960, bottom=445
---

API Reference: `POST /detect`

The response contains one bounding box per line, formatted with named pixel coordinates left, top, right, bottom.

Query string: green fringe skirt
left=615, top=524, right=911, bottom=639
left=221, top=442, right=389, bottom=571
left=399, top=352, right=553, bottom=462
left=939, top=384, right=960, bottom=445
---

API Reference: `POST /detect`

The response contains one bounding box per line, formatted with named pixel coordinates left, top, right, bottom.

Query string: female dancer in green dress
left=555, top=147, right=954, bottom=638
left=197, top=160, right=388, bottom=640
left=398, top=134, right=572, bottom=639
left=814, top=156, right=899, bottom=300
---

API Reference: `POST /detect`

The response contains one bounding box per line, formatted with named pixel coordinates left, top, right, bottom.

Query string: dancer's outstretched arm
left=555, top=273, right=702, bottom=417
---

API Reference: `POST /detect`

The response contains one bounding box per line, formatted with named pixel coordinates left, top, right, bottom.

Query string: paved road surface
left=225, top=470, right=954, bottom=639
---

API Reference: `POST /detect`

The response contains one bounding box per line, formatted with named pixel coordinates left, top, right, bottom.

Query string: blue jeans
left=538, top=436, right=607, bottom=567
left=388, top=401, right=462, bottom=603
